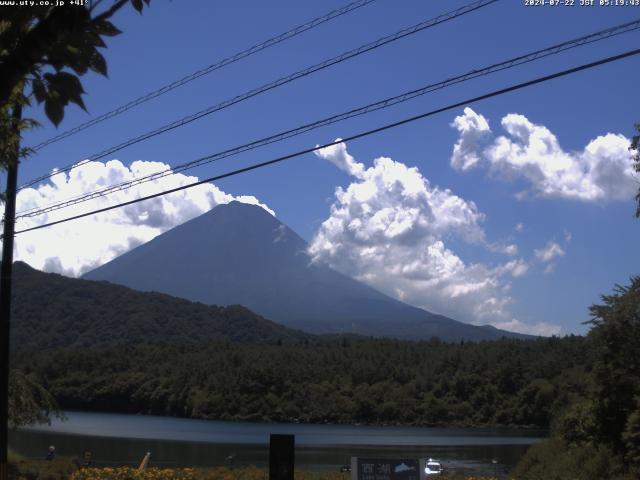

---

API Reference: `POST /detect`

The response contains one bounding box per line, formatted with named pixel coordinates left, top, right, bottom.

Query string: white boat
left=424, top=458, right=443, bottom=476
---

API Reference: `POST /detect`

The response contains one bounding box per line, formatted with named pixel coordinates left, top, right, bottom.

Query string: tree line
left=13, top=335, right=592, bottom=429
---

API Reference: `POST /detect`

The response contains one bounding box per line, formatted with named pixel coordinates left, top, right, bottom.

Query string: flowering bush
left=69, top=466, right=497, bottom=480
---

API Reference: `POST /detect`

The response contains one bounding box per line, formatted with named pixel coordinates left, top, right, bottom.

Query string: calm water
left=10, top=411, right=544, bottom=475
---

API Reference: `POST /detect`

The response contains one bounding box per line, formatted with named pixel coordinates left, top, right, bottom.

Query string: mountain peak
left=84, top=204, right=530, bottom=342
left=217, top=200, right=270, bottom=213
left=212, top=200, right=275, bottom=219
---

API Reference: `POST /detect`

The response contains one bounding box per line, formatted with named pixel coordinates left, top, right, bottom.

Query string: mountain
left=9, top=261, right=311, bottom=351
left=83, top=201, right=530, bottom=342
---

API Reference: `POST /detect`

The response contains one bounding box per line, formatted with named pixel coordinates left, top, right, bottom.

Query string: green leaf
left=89, top=50, right=107, bottom=77
left=67, top=89, right=86, bottom=111
left=51, top=72, right=87, bottom=111
left=32, top=77, right=46, bottom=104
left=93, top=19, right=121, bottom=37
left=45, top=71, right=84, bottom=94
left=66, top=44, right=81, bottom=56
left=44, top=97, right=64, bottom=126
left=131, top=0, right=144, bottom=13
left=85, top=31, right=106, bottom=48
left=0, top=20, right=11, bottom=34
left=65, top=51, right=90, bottom=75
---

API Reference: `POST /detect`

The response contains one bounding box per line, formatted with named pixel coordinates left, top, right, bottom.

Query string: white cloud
left=490, top=318, right=561, bottom=337
left=6, top=159, right=273, bottom=277
left=310, top=140, right=556, bottom=336
left=500, top=259, right=529, bottom=278
left=489, top=242, right=518, bottom=256
left=534, top=241, right=565, bottom=263
left=533, top=240, right=566, bottom=275
left=450, top=108, right=636, bottom=201
left=450, top=107, right=492, bottom=171
left=313, top=139, right=365, bottom=178
left=515, top=222, right=524, bottom=233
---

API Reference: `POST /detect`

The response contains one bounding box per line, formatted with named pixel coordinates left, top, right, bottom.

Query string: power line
left=14, top=18, right=640, bottom=220
left=19, top=0, right=499, bottom=190
left=12, top=47, right=640, bottom=237
left=30, top=0, right=379, bottom=151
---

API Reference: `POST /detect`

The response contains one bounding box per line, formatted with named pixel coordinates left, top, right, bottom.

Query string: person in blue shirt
left=45, top=445, right=55, bottom=461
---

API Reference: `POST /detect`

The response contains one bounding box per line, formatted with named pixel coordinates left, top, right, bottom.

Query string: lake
left=10, top=411, right=544, bottom=475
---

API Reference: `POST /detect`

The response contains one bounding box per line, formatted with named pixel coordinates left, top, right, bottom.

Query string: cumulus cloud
left=450, top=108, right=636, bottom=201
left=6, top=159, right=273, bottom=277
left=310, top=140, right=556, bottom=336
left=450, top=107, right=492, bottom=171
left=313, top=139, right=365, bottom=178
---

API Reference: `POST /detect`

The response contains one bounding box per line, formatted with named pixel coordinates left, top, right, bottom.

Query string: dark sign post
left=269, top=434, right=294, bottom=480
left=351, top=458, right=426, bottom=480
left=82, top=451, right=92, bottom=468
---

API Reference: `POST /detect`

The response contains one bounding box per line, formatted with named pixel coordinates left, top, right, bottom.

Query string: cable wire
left=15, top=18, right=640, bottom=220
left=12, top=47, right=640, bottom=237
left=30, top=0, right=379, bottom=151
left=19, top=0, right=499, bottom=190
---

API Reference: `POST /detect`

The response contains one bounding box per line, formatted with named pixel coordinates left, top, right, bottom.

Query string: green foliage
left=0, top=0, right=151, bottom=168
left=515, top=277, right=640, bottom=479
left=8, top=453, right=79, bottom=480
left=555, top=399, right=598, bottom=447
left=587, top=277, right=640, bottom=456
left=13, top=335, right=592, bottom=428
left=8, top=368, right=63, bottom=428
left=512, top=438, right=625, bottom=480
left=0, top=91, right=36, bottom=169
left=622, top=401, right=640, bottom=475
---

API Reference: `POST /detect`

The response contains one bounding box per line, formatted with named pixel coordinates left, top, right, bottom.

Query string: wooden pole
left=0, top=103, right=22, bottom=480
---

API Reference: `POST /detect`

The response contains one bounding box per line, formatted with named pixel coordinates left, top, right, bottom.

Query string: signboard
left=269, top=434, right=295, bottom=480
left=351, top=458, right=426, bottom=480
left=81, top=451, right=92, bottom=467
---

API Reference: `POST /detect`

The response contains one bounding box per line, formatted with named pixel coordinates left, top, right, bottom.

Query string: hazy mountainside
left=9, top=261, right=311, bottom=351
left=84, top=201, right=530, bottom=342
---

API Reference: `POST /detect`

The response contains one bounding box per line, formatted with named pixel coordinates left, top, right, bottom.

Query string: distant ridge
left=83, top=202, right=531, bottom=342
left=9, top=261, right=311, bottom=351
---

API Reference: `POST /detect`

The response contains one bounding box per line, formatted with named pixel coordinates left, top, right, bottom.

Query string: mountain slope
left=83, top=201, right=530, bottom=341
left=10, top=261, right=311, bottom=351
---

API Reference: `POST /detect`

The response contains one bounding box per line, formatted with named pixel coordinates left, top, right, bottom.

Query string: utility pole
left=0, top=103, right=22, bottom=480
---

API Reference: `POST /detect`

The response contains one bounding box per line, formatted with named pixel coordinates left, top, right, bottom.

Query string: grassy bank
left=8, top=450, right=78, bottom=479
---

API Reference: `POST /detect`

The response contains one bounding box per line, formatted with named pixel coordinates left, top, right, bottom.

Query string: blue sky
left=7, top=0, right=640, bottom=335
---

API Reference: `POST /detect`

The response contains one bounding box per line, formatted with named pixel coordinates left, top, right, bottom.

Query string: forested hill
left=13, top=335, right=593, bottom=428
left=9, top=261, right=312, bottom=351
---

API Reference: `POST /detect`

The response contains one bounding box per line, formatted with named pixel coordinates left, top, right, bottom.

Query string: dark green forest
left=9, top=262, right=311, bottom=350
left=13, top=336, right=590, bottom=428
